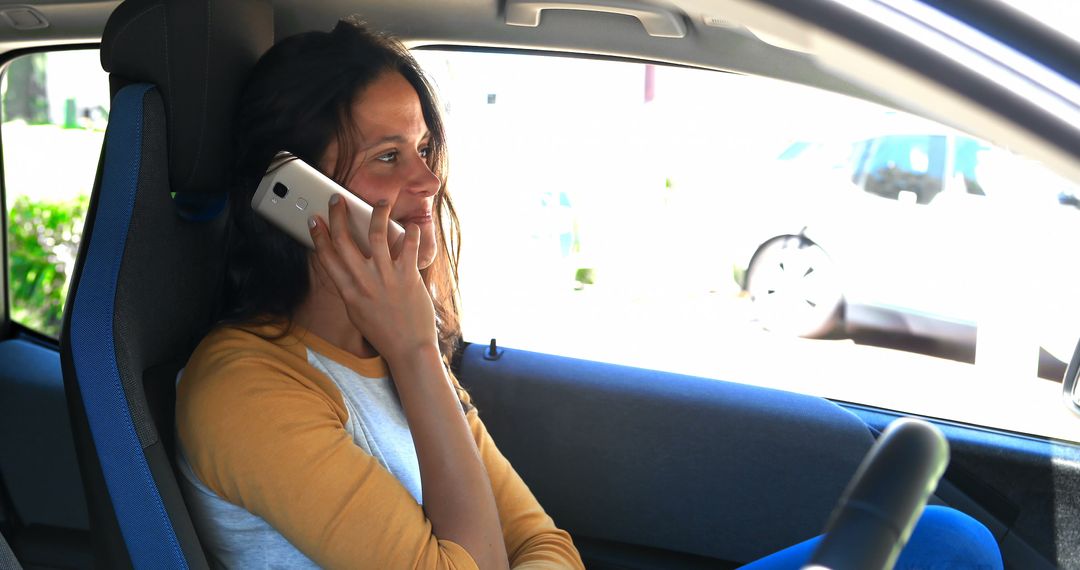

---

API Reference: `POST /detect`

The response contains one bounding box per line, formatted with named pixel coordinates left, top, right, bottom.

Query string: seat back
left=59, top=1, right=271, bottom=567
left=0, top=528, right=21, bottom=570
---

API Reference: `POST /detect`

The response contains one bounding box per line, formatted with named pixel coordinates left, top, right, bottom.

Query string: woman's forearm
left=388, top=344, right=509, bottom=570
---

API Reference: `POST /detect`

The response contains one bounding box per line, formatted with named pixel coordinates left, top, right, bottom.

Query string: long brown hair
left=223, top=17, right=462, bottom=364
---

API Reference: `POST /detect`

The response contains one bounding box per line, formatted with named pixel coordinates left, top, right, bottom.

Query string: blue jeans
left=739, top=506, right=1003, bottom=569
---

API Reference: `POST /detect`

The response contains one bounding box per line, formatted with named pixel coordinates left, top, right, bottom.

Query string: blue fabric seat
left=58, top=1, right=271, bottom=567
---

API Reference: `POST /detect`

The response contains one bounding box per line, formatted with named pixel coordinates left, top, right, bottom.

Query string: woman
left=176, top=18, right=582, bottom=569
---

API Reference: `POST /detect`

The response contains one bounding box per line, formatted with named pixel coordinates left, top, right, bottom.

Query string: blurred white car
left=737, top=118, right=1080, bottom=363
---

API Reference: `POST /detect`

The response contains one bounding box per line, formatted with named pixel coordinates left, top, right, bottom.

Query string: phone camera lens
left=273, top=182, right=289, bottom=199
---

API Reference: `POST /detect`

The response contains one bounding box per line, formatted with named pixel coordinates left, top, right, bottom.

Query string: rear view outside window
left=413, top=50, right=1080, bottom=443
left=859, top=135, right=947, bottom=204
left=1, top=50, right=108, bottom=338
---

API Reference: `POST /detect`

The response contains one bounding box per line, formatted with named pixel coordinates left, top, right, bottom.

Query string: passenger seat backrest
left=59, top=1, right=272, bottom=568
left=0, top=528, right=21, bottom=570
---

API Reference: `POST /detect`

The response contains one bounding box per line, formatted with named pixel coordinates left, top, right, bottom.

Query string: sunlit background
left=412, top=50, right=1080, bottom=442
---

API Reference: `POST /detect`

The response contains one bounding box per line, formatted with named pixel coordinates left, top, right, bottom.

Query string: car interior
left=0, top=0, right=1078, bottom=569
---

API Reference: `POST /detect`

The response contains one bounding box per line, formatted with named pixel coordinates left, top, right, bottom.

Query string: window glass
left=859, top=135, right=947, bottom=204
left=954, top=137, right=989, bottom=196
left=779, top=139, right=870, bottom=184
left=1, top=50, right=108, bottom=338
left=413, top=50, right=1079, bottom=443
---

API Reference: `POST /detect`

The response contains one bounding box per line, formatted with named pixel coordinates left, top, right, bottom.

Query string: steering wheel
left=803, top=418, right=949, bottom=570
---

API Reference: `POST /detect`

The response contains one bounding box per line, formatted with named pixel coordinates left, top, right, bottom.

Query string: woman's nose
left=405, top=155, right=441, bottom=197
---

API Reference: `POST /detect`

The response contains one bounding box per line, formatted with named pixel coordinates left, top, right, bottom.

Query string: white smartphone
left=251, top=151, right=406, bottom=255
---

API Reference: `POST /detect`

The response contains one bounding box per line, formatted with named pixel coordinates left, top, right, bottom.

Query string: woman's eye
left=376, top=151, right=398, bottom=163
left=419, top=145, right=431, bottom=159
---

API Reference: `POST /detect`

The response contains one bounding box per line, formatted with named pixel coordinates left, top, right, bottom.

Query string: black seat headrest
left=100, top=0, right=273, bottom=195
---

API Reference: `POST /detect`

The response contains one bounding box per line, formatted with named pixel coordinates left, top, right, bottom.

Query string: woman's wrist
left=390, top=342, right=507, bottom=569
left=384, top=342, right=444, bottom=381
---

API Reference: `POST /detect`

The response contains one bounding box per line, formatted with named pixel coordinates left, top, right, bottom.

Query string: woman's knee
left=896, top=505, right=1002, bottom=570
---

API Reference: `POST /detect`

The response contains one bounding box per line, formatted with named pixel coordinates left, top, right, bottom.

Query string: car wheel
left=744, top=235, right=844, bottom=338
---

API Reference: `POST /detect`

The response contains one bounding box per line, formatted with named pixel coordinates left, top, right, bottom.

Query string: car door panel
left=0, top=337, right=91, bottom=569
left=456, top=342, right=877, bottom=566
left=458, top=342, right=1079, bottom=569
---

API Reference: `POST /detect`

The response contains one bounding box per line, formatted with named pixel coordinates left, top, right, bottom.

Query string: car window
left=960, top=141, right=1080, bottom=208
left=954, top=137, right=989, bottom=196
left=1, top=49, right=108, bottom=338
left=414, top=49, right=1077, bottom=443
left=859, top=135, right=947, bottom=204
left=778, top=139, right=871, bottom=184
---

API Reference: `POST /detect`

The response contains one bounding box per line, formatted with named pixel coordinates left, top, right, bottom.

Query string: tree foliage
left=2, top=53, right=50, bottom=124
left=8, top=194, right=88, bottom=337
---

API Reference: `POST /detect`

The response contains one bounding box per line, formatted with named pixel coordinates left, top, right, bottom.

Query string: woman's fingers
left=327, top=194, right=357, bottom=253
left=322, top=192, right=421, bottom=280
left=308, top=214, right=357, bottom=298
left=329, top=193, right=378, bottom=271
left=401, top=222, right=421, bottom=270
left=368, top=199, right=393, bottom=264
left=389, top=228, right=406, bottom=260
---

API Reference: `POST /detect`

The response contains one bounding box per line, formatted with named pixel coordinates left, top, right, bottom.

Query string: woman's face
left=321, top=71, right=441, bottom=269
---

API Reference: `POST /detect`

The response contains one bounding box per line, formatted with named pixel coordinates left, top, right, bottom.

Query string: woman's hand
left=310, top=195, right=511, bottom=570
left=308, top=194, right=437, bottom=366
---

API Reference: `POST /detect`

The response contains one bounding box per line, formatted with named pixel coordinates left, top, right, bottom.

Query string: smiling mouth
left=400, top=214, right=433, bottom=225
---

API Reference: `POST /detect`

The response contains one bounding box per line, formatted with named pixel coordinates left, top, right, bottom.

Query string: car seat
left=58, top=0, right=271, bottom=567
left=0, top=528, right=20, bottom=570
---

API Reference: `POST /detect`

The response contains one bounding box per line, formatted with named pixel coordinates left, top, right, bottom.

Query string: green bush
left=733, top=265, right=746, bottom=289
left=8, top=194, right=88, bottom=337
left=574, top=267, right=596, bottom=287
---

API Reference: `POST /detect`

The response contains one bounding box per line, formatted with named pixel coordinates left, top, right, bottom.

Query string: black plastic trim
left=755, top=0, right=1080, bottom=165
left=922, top=0, right=1080, bottom=81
